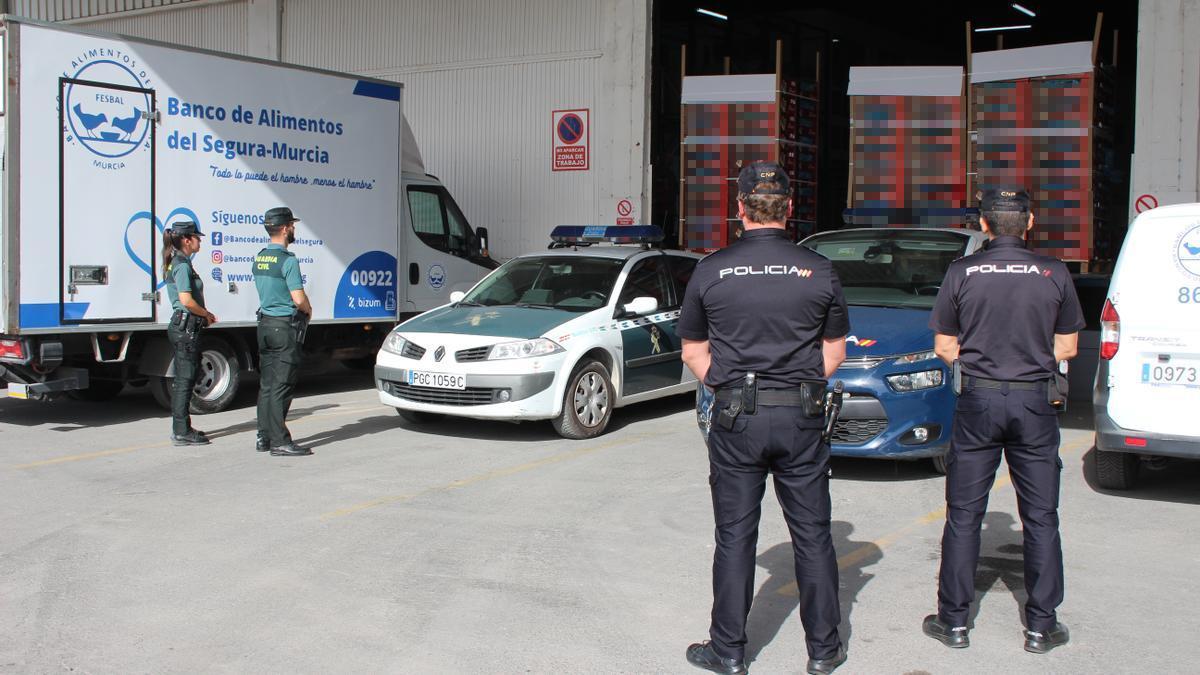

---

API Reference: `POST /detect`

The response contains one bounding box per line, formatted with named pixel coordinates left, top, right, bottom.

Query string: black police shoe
left=171, top=430, right=211, bottom=446
left=1024, top=622, right=1069, bottom=654
left=270, top=443, right=313, bottom=457
left=685, top=641, right=747, bottom=675
left=923, top=614, right=969, bottom=648
left=806, top=644, right=847, bottom=674
left=256, top=434, right=269, bottom=452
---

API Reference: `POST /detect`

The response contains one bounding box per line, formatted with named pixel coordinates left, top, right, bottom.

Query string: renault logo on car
left=434, top=346, right=446, bottom=362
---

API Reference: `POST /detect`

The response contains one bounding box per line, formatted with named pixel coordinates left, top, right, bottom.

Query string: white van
left=1092, top=204, right=1200, bottom=489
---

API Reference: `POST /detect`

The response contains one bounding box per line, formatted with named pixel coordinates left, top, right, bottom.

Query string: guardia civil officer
left=163, top=221, right=218, bottom=446
left=923, top=187, right=1085, bottom=654
left=678, top=162, right=850, bottom=675
left=252, top=207, right=313, bottom=457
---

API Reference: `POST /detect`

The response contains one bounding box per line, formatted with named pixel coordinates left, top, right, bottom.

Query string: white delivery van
left=0, top=18, right=496, bottom=412
left=1092, top=203, right=1200, bottom=489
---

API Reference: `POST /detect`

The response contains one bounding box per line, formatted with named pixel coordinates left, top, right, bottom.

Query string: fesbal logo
left=1174, top=223, right=1200, bottom=281
left=63, top=50, right=153, bottom=163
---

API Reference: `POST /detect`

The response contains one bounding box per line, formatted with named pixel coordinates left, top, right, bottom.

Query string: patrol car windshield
left=459, top=256, right=626, bottom=311
left=803, top=230, right=970, bottom=309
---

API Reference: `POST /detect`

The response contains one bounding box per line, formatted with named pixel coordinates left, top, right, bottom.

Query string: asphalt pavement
left=2, top=373, right=1197, bottom=673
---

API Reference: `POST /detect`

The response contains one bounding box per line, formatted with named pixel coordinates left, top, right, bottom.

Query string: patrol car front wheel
left=553, top=359, right=613, bottom=440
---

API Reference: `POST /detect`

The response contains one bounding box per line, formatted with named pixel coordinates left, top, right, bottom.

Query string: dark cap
left=264, top=206, right=299, bottom=227
left=979, top=186, right=1031, bottom=213
left=169, top=220, right=204, bottom=237
left=737, top=161, right=790, bottom=197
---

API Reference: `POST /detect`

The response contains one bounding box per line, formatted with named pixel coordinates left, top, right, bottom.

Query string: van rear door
left=1104, top=207, right=1200, bottom=435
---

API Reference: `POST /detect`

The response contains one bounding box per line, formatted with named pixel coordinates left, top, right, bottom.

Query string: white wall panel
left=73, top=1, right=249, bottom=55
left=280, top=0, right=600, bottom=73
left=11, top=0, right=204, bottom=22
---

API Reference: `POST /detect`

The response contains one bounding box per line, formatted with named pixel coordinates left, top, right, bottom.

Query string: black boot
left=256, top=434, right=270, bottom=452
left=270, top=442, right=312, bottom=457
left=685, top=641, right=746, bottom=675
left=923, top=614, right=970, bottom=648
left=806, top=644, right=847, bottom=674
left=171, top=429, right=210, bottom=446
left=1024, top=622, right=1069, bottom=654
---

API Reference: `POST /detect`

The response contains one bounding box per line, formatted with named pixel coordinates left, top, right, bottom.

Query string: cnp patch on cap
left=169, top=220, right=204, bottom=237
left=264, top=206, right=300, bottom=227
left=737, top=161, right=790, bottom=196
left=979, top=186, right=1031, bottom=213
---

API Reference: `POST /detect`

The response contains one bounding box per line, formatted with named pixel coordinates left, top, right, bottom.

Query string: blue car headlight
left=892, top=350, right=938, bottom=365
left=886, top=369, right=944, bottom=392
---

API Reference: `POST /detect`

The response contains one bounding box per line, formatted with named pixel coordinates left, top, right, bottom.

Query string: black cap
left=169, top=220, right=204, bottom=237
left=264, top=206, right=299, bottom=227
left=737, top=161, right=790, bottom=197
left=979, top=186, right=1031, bottom=213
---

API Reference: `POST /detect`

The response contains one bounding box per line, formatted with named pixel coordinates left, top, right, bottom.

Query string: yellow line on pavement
left=320, top=432, right=666, bottom=521
left=11, top=403, right=385, bottom=470
left=778, top=435, right=1094, bottom=595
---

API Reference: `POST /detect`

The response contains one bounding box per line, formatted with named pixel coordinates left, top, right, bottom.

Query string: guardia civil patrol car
left=802, top=227, right=988, bottom=472
left=375, top=226, right=702, bottom=438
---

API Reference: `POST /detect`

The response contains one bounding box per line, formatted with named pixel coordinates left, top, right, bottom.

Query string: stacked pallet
left=680, top=73, right=818, bottom=252
left=845, top=67, right=967, bottom=228
left=971, top=42, right=1115, bottom=262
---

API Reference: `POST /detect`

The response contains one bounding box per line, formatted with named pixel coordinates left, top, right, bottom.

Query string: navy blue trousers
left=938, top=386, right=1064, bottom=632
left=706, top=405, right=841, bottom=661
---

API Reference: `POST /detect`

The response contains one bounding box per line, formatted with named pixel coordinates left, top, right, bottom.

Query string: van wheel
left=150, top=337, right=241, bottom=414
left=1094, top=447, right=1139, bottom=490
left=930, top=454, right=948, bottom=475
left=396, top=409, right=444, bottom=424
left=552, top=359, right=613, bottom=439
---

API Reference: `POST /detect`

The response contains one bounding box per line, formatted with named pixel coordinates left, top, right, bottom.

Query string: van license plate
left=1140, top=362, right=1199, bottom=387
left=407, top=370, right=466, bottom=390
left=7, top=383, right=28, bottom=399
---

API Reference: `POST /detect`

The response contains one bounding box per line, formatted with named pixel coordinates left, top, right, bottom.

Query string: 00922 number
left=1178, top=287, right=1200, bottom=303
left=351, top=270, right=394, bottom=287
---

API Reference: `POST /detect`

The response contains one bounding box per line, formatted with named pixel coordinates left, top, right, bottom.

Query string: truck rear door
left=59, top=78, right=156, bottom=324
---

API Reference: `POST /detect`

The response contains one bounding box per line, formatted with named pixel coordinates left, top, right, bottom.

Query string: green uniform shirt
left=253, top=243, right=304, bottom=317
left=165, top=253, right=205, bottom=313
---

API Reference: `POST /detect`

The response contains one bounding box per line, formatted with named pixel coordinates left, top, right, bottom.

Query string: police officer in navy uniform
left=923, top=187, right=1085, bottom=654
left=163, top=221, right=218, bottom=446
left=253, top=207, right=313, bottom=457
left=678, top=162, right=850, bottom=675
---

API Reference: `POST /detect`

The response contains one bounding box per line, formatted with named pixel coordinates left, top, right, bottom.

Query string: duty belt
left=964, top=375, right=1045, bottom=391
left=715, top=387, right=808, bottom=407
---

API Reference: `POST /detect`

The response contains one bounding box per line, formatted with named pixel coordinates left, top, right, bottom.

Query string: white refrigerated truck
left=0, top=17, right=496, bottom=412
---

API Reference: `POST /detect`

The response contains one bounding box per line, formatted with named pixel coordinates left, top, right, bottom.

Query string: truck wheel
left=150, top=338, right=242, bottom=414
left=396, top=409, right=444, bottom=424
left=930, top=454, right=948, bottom=475
left=552, top=359, right=613, bottom=440
left=1094, top=447, right=1139, bottom=490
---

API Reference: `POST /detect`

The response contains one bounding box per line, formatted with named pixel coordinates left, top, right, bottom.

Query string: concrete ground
left=2, top=371, right=1198, bottom=674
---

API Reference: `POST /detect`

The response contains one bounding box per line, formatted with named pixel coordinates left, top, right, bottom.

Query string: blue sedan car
left=801, top=228, right=988, bottom=473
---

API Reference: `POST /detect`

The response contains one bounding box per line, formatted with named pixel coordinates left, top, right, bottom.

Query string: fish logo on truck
left=63, top=52, right=153, bottom=164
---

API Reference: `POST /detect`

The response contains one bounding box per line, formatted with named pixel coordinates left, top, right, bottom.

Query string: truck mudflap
left=0, top=365, right=90, bottom=400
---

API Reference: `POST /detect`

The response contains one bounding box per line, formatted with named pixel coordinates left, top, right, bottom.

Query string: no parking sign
left=552, top=108, right=589, bottom=171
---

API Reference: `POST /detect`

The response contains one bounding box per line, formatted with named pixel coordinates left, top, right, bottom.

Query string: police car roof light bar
left=550, top=225, right=665, bottom=246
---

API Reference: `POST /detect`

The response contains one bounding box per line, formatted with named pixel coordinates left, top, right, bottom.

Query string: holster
left=291, top=312, right=311, bottom=345
left=1048, top=372, right=1068, bottom=412
left=716, top=373, right=756, bottom=431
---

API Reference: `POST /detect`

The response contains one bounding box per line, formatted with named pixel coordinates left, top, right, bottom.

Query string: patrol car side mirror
left=449, top=291, right=466, bottom=303
left=476, top=227, right=489, bottom=256
left=622, top=296, right=658, bottom=317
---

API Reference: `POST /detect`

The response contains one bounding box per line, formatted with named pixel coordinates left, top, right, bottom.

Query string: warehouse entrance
left=650, top=1, right=1138, bottom=266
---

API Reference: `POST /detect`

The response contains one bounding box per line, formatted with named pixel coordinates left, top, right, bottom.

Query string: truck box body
left=0, top=18, right=494, bottom=406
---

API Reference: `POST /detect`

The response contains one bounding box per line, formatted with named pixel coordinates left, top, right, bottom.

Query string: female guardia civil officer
left=162, top=221, right=218, bottom=446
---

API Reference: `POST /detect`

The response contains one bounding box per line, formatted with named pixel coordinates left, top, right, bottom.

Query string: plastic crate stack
left=971, top=42, right=1113, bottom=263
left=844, top=67, right=968, bottom=228
left=680, top=74, right=818, bottom=252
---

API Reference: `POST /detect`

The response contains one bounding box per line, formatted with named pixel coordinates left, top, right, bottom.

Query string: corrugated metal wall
left=73, top=0, right=249, bottom=55
left=280, top=0, right=613, bottom=259
left=10, top=0, right=204, bottom=22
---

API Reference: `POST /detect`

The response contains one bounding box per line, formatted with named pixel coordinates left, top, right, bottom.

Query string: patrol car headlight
left=892, top=350, right=938, bottom=365
left=488, top=338, right=564, bottom=360
left=382, top=332, right=408, bottom=355
left=886, top=369, right=944, bottom=392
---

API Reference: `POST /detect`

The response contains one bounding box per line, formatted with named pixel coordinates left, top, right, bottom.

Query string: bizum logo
left=719, top=265, right=813, bottom=279
left=965, top=263, right=1045, bottom=277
